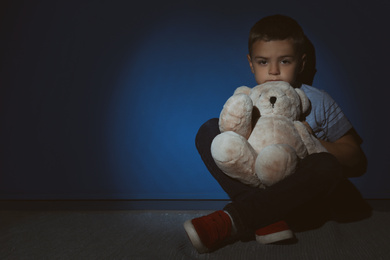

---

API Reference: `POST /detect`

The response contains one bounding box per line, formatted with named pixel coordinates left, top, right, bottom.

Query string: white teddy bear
left=211, top=81, right=327, bottom=188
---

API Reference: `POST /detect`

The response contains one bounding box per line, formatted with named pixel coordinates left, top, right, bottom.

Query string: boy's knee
left=202, top=118, right=219, bottom=131
left=195, top=118, right=220, bottom=151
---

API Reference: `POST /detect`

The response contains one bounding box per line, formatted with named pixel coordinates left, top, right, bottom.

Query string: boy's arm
left=319, top=129, right=367, bottom=178
left=303, top=122, right=367, bottom=177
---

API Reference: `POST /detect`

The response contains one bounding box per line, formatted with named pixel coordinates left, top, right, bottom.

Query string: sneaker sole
left=256, top=229, right=294, bottom=244
left=183, top=219, right=209, bottom=254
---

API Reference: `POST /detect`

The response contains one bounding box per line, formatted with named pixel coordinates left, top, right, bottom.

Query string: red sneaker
left=255, top=220, right=293, bottom=244
left=184, top=210, right=234, bottom=253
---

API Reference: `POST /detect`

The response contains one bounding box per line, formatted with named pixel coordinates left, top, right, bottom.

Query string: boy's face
left=247, top=39, right=305, bottom=87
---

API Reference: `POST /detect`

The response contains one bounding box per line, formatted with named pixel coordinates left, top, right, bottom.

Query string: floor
left=1, top=200, right=390, bottom=259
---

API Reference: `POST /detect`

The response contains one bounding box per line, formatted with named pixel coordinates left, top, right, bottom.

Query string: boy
left=184, top=14, right=367, bottom=254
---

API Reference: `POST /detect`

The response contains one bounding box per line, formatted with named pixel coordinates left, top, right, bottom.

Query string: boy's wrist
left=302, top=121, right=314, bottom=135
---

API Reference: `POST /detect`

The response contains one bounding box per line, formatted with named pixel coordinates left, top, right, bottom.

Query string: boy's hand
left=302, top=121, right=366, bottom=177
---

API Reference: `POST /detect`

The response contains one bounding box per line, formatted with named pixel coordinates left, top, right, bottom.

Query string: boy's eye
left=257, top=60, right=267, bottom=65
left=280, top=59, right=291, bottom=64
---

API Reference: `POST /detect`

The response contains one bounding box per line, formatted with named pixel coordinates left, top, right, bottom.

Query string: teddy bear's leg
left=219, top=93, right=253, bottom=139
left=255, top=144, right=298, bottom=186
left=211, top=131, right=261, bottom=187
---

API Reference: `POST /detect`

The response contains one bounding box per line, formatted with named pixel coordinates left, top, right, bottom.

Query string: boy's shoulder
left=299, top=84, right=332, bottom=104
left=299, top=84, right=326, bottom=97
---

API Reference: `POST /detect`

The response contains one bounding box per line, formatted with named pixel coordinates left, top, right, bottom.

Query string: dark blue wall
left=1, top=0, right=389, bottom=199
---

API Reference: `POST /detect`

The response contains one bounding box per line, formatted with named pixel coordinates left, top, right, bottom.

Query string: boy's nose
left=269, top=64, right=280, bottom=75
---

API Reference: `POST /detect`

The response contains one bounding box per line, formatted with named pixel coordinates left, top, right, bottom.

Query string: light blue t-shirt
left=300, top=84, right=352, bottom=142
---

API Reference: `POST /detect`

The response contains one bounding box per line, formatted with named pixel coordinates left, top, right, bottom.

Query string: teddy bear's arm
left=294, top=121, right=328, bottom=155
left=219, top=93, right=253, bottom=139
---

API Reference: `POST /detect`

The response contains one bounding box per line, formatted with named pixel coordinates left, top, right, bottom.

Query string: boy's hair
left=248, top=15, right=307, bottom=56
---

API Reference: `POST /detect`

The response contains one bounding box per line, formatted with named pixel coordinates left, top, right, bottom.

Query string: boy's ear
left=299, top=54, right=307, bottom=73
left=247, top=54, right=255, bottom=73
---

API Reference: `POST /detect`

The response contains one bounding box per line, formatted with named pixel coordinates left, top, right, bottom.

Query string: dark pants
left=196, top=118, right=371, bottom=235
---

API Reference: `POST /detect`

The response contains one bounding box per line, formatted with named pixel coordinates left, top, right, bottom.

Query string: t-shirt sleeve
left=317, top=91, right=353, bottom=142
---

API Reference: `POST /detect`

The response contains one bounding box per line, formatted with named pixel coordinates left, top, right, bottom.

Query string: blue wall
left=1, top=0, right=389, bottom=199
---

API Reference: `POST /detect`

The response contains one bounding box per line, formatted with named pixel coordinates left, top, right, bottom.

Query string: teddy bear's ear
left=249, top=84, right=266, bottom=103
left=295, top=88, right=311, bottom=115
left=234, top=86, right=251, bottom=95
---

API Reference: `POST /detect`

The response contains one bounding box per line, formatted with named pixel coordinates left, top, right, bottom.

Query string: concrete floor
left=1, top=200, right=390, bottom=259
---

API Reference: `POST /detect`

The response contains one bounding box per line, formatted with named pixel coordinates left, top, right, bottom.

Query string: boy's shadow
left=286, top=179, right=372, bottom=233
left=287, top=37, right=373, bottom=231
left=240, top=179, right=372, bottom=244
left=298, top=36, right=317, bottom=86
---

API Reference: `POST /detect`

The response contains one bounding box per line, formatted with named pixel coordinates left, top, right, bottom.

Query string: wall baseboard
left=1, top=199, right=389, bottom=211
left=0, top=199, right=232, bottom=211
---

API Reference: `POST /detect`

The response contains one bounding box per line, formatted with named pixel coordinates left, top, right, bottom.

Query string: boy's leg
left=224, top=152, right=344, bottom=231
left=195, top=118, right=343, bottom=231
left=190, top=117, right=260, bottom=249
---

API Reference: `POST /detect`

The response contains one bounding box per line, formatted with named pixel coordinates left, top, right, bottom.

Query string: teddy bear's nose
left=270, top=96, right=277, bottom=105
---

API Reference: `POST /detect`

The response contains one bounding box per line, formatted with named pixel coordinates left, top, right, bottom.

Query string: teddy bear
left=211, top=81, right=327, bottom=188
